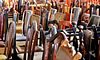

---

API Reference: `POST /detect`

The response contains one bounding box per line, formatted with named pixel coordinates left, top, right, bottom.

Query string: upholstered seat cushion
left=17, top=52, right=43, bottom=60
left=0, top=55, right=7, bottom=60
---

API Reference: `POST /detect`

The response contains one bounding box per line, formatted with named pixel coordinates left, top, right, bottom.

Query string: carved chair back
left=56, top=39, right=82, bottom=60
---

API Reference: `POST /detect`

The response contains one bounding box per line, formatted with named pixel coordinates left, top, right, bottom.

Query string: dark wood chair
left=0, top=21, right=15, bottom=60
left=81, top=4, right=100, bottom=26
left=41, top=9, right=49, bottom=30
left=81, top=22, right=100, bottom=60
left=17, top=21, right=43, bottom=60
left=0, top=11, right=3, bottom=41
left=87, top=15, right=100, bottom=27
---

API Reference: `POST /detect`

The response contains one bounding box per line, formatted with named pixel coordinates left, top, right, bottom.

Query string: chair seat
left=16, top=25, right=22, bottom=33
left=17, top=52, right=43, bottom=60
left=0, top=41, right=5, bottom=47
left=0, top=47, right=5, bottom=54
left=0, top=55, right=7, bottom=60
left=16, top=36, right=26, bottom=41
left=16, top=46, right=43, bottom=53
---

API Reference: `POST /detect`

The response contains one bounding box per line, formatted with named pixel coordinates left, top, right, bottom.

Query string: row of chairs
left=0, top=1, right=100, bottom=60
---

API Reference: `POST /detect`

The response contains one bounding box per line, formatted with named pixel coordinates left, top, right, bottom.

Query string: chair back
left=45, top=32, right=67, bottom=60
left=0, top=11, right=3, bottom=40
left=56, top=40, right=82, bottom=60
left=22, top=10, right=33, bottom=36
left=48, top=8, right=57, bottom=21
left=70, top=7, right=81, bottom=27
left=4, top=21, right=15, bottom=59
left=24, top=21, right=38, bottom=60
left=90, top=4, right=100, bottom=17
left=54, top=12, right=66, bottom=21
left=87, top=15, right=100, bottom=27
left=30, top=14, right=40, bottom=30
left=41, top=9, right=49, bottom=30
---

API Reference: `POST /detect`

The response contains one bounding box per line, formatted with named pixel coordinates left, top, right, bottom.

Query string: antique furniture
left=48, top=8, right=57, bottom=21
left=17, top=21, right=43, bottom=60
left=30, top=14, right=41, bottom=30
left=54, top=12, right=66, bottom=22
left=0, top=21, right=15, bottom=60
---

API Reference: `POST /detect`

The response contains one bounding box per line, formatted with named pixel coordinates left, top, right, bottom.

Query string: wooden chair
left=54, top=12, right=66, bottom=22
left=57, top=7, right=81, bottom=30
left=0, top=21, right=15, bottom=60
left=48, top=8, right=57, bottom=21
left=80, top=1, right=88, bottom=14
left=0, top=11, right=5, bottom=47
left=70, top=7, right=81, bottom=27
left=81, top=4, right=100, bottom=26
left=0, top=11, right=3, bottom=41
left=16, top=10, right=33, bottom=41
left=90, top=4, right=100, bottom=17
left=64, top=7, right=81, bottom=28
left=30, top=14, right=41, bottom=31
left=57, top=2, right=68, bottom=13
left=81, top=22, right=100, bottom=59
left=81, top=13, right=90, bottom=25
left=41, top=9, right=49, bottom=30
left=58, top=21, right=72, bottom=29
left=17, top=21, right=43, bottom=60
left=87, top=15, right=100, bottom=27
left=34, top=7, right=42, bottom=16
left=46, top=31, right=82, bottom=60
left=83, top=29, right=92, bottom=60
left=39, top=24, right=58, bottom=60
left=56, top=39, right=82, bottom=60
